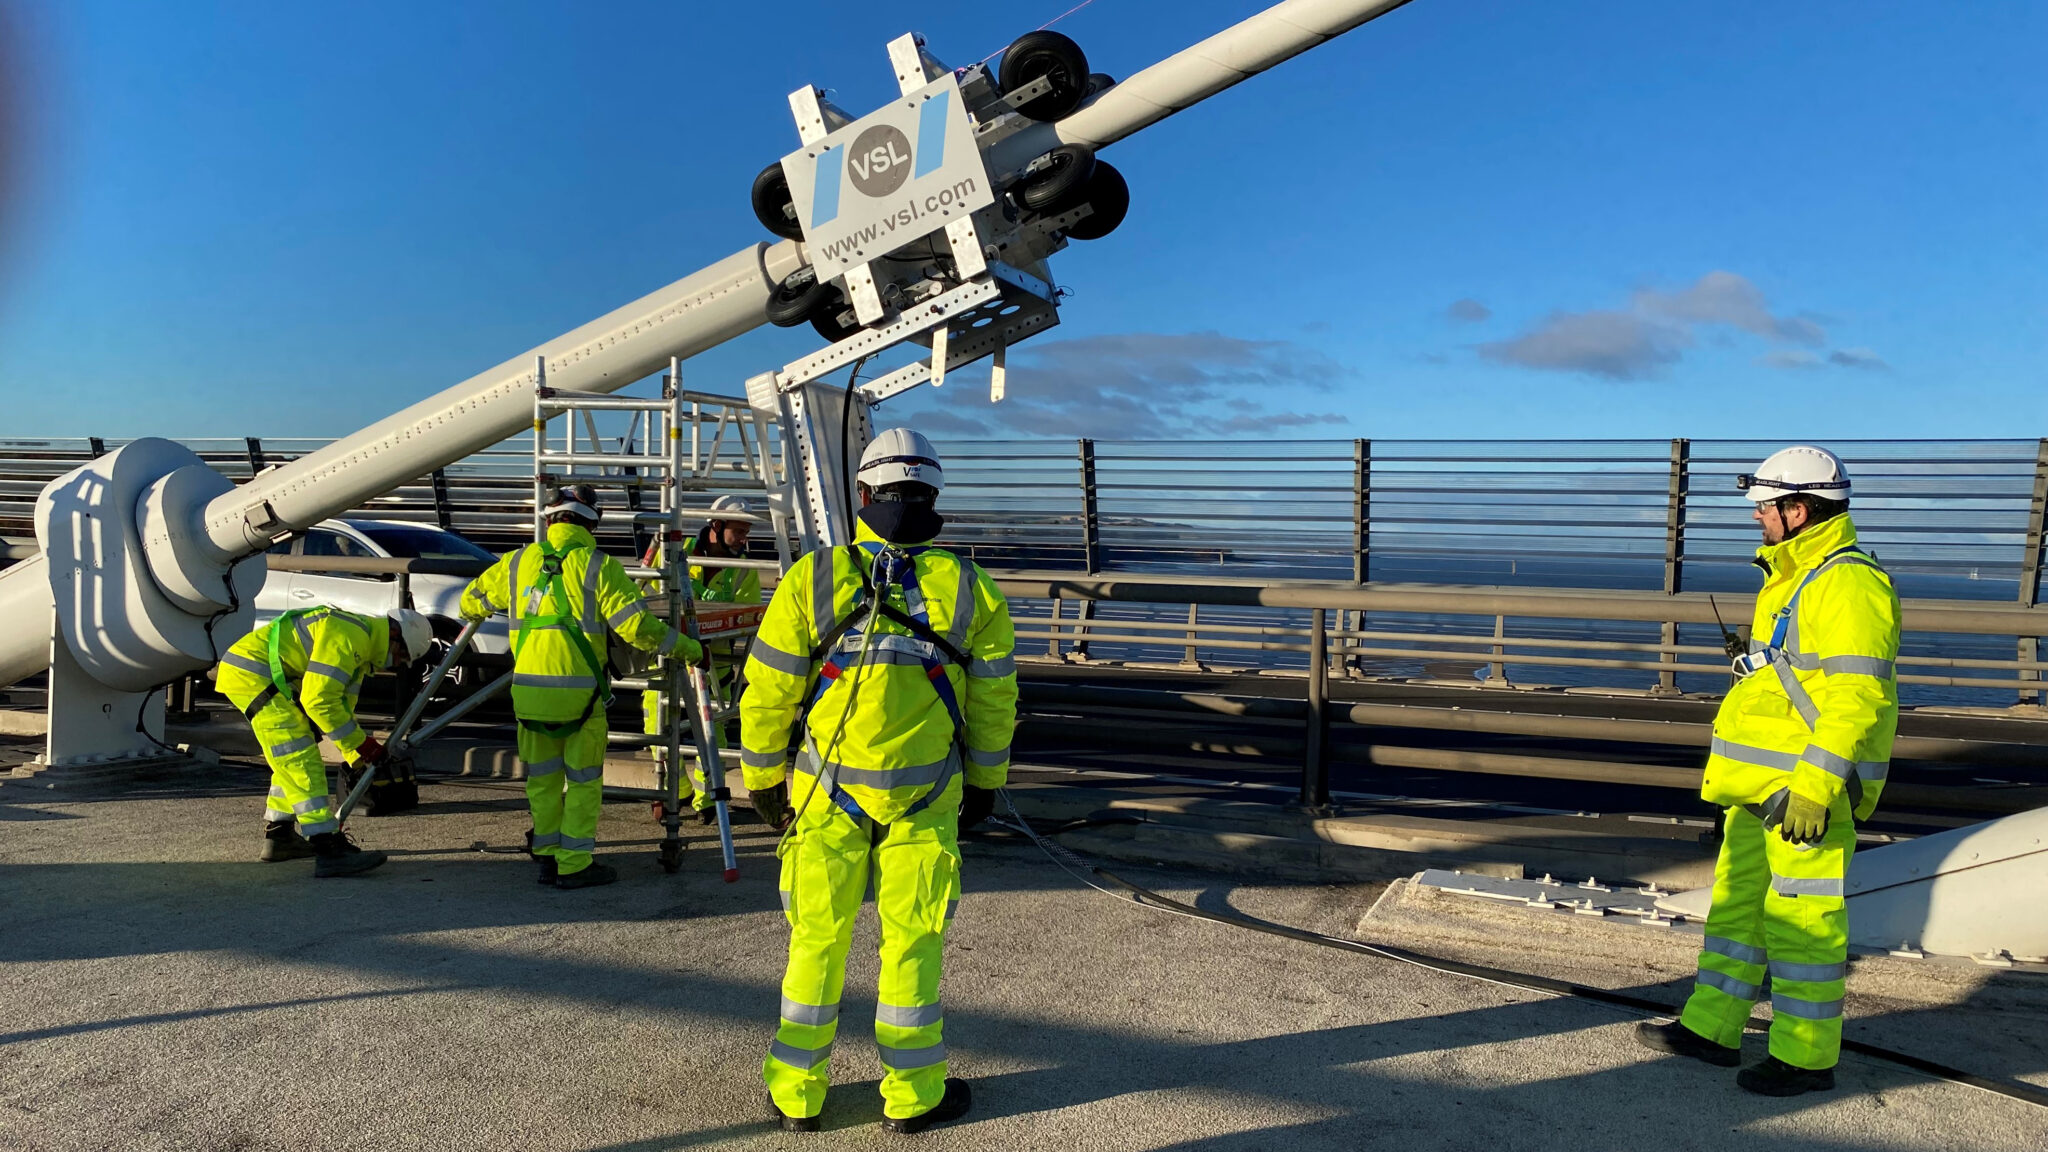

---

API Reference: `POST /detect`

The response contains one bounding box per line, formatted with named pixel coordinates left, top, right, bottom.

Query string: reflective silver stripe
left=1770, top=992, right=1844, bottom=1020
left=838, top=648, right=929, bottom=669
left=304, top=660, right=351, bottom=683
left=945, top=899, right=958, bottom=920
left=837, top=633, right=936, bottom=660
left=1773, top=661, right=1821, bottom=727
left=1696, top=969, right=1761, bottom=1001
left=749, top=638, right=812, bottom=676
left=557, top=834, right=596, bottom=852
left=807, top=748, right=952, bottom=791
left=811, top=551, right=837, bottom=650
left=564, top=765, right=604, bottom=784
left=1856, top=759, right=1890, bottom=783
left=1709, top=737, right=1800, bottom=772
left=1821, top=655, right=1894, bottom=678
left=968, top=654, right=1015, bottom=678
left=1770, top=959, right=1847, bottom=983
left=741, top=747, right=786, bottom=769
left=607, top=599, right=648, bottom=628
left=326, top=719, right=362, bottom=744
left=1800, top=744, right=1858, bottom=780
left=656, top=630, right=678, bottom=656
left=947, top=562, right=976, bottom=651
left=269, top=735, right=318, bottom=757
left=876, top=1002, right=943, bottom=1028
left=524, top=757, right=567, bottom=778
left=769, top=1039, right=831, bottom=1070
left=1771, top=874, right=1845, bottom=898
left=512, top=673, right=599, bottom=690
left=779, top=888, right=792, bottom=911
left=297, top=818, right=339, bottom=837
left=581, top=549, right=604, bottom=632
left=1704, top=935, right=1767, bottom=966
left=780, top=997, right=839, bottom=1027
left=268, top=785, right=289, bottom=799
left=221, top=652, right=271, bottom=677
left=966, top=745, right=1010, bottom=768
left=291, top=796, right=328, bottom=815
left=296, top=618, right=314, bottom=653
left=531, top=832, right=562, bottom=848
left=877, top=1042, right=947, bottom=1070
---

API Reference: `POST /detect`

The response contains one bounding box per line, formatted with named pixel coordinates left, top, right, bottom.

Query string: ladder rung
left=539, top=472, right=666, bottom=488
left=538, top=453, right=674, bottom=468
left=538, top=395, right=673, bottom=412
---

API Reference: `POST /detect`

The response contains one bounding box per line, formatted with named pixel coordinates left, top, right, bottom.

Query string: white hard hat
left=1738, top=445, right=1851, bottom=503
left=858, top=428, right=945, bottom=493
left=708, top=494, right=753, bottom=515
left=542, top=483, right=602, bottom=523
left=389, top=609, right=434, bottom=665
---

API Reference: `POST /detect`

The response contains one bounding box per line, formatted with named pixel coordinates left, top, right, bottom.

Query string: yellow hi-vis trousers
left=222, top=683, right=338, bottom=837
left=765, top=773, right=963, bottom=1121
left=1681, top=799, right=1857, bottom=1069
left=518, top=713, right=609, bottom=876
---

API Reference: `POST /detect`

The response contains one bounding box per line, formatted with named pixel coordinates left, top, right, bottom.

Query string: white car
left=257, top=519, right=511, bottom=677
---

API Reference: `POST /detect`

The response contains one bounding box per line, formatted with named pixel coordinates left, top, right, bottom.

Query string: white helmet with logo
left=1738, top=445, right=1851, bottom=503
left=388, top=609, right=434, bottom=666
left=857, top=428, right=945, bottom=494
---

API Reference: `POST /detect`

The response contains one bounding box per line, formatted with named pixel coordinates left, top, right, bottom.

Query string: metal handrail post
left=1182, top=603, right=1200, bottom=667
left=1298, top=607, right=1330, bottom=808
left=1047, top=597, right=1063, bottom=659
left=1078, top=438, right=1100, bottom=575
left=2021, top=438, right=2048, bottom=705
left=1657, top=437, right=1690, bottom=694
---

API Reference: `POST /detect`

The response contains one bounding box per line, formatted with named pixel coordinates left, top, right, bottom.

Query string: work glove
left=959, top=785, right=996, bottom=831
left=670, top=633, right=705, bottom=665
left=1777, top=791, right=1830, bottom=846
left=351, top=735, right=386, bottom=767
left=459, top=600, right=491, bottom=623
left=752, top=782, right=791, bottom=831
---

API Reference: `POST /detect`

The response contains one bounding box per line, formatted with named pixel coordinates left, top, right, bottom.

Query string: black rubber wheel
left=999, top=30, right=1090, bottom=122
left=1065, top=160, right=1130, bottom=241
left=750, top=161, right=803, bottom=241
left=765, top=270, right=826, bottom=328
left=1017, top=144, right=1097, bottom=213
left=1084, top=72, right=1116, bottom=99
left=809, top=288, right=862, bottom=343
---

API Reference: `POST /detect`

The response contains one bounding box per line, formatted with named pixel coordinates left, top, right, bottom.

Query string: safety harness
left=1732, top=543, right=1886, bottom=825
left=790, top=542, right=971, bottom=825
left=239, top=606, right=366, bottom=728
left=513, top=539, right=612, bottom=737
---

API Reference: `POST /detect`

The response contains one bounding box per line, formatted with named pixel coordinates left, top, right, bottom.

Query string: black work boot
left=259, top=821, right=317, bottom=863
left=1738, top=1055, right=1836, bottom=1097
left=767, top=1094, right=821, bottom=1133
left=881, top=1078, right=971, bottom=1135
left=1635, top=1020, right=1740, bottom=1067
left=696, top=805, right=718, bottom=826
left=553, top=861, right=618, bottom=889
left=311, top=832, right=388, bottom=878
left=536, top=856, right=559, bottom=886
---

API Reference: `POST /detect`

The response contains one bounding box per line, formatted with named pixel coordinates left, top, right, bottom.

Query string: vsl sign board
left=782, top=74, right=993, bottom=284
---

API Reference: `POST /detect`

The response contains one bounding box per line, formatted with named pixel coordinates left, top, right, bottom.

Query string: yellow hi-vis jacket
left=460, top=522, right=691, bottom=725
left=217, top=607, right=389, bottom=764
left=739, top=520, right=1018, bottom=825
left=1703, top=514, right=1900, bottom=822
left=687, top=535, right=762, bottom=605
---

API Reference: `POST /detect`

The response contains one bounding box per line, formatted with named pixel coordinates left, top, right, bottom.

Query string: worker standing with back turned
left=460, top=484, right=701, bottom=889
left=742, top=429, right=1017, bottom=1134
left=215, top=605, right=433, bottom=877
left=1637, top=446, right=1900, bottom=1096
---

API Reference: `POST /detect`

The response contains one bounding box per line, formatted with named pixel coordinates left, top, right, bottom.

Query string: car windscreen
left=355, top=525, right=496, bottom=562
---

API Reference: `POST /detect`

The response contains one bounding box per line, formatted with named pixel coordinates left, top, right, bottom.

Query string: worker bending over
left=461, top=484, right=701, bottom=889
left=216, top=605, right=432, bottom=877
left=642, top=493, right=762, bottom=824
left=1638, top=446, right=1900, bottom=1097
left=742, top=429, right=1017, bottom=1134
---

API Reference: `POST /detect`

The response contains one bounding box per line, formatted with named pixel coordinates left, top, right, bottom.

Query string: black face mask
left=859, top=500, right=944, bottom=545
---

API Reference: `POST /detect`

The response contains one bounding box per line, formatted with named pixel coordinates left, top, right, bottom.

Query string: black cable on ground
left=992, top=797, right=2048, bottom=1111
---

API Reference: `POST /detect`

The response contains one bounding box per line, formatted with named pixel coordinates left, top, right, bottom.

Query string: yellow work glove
left=1777, top=792, right=1830, bottom=845
left=673, top=634, right=705, bottom=664
left=459, top=602, right=491, bottom=623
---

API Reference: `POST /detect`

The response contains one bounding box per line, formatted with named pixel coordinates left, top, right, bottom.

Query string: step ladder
left=531, top=356, right=780, bottom=878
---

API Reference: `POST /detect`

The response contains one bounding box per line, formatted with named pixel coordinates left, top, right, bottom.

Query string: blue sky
left=1, top=0, right=2041, bottom=442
